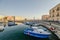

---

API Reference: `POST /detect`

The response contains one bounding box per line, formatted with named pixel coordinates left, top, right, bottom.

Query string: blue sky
left=0, top=0, right=60, bottom=19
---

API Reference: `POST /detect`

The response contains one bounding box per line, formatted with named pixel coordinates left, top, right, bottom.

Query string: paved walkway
left=42, top=22, right=60, bottom=39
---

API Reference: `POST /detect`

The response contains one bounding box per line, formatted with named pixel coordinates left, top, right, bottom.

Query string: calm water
left=0, top=23, right=58, bottom=40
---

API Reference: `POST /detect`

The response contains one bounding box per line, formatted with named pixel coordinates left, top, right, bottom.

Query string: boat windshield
left=38, top=26, right=46, bottom=29
left=37, top=25, right=50, bottom=32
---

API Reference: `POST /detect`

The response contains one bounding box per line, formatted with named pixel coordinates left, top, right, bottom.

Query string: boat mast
left=13, top=16, right=15, bottom=24
left=30, top=17, right=35, bottom=28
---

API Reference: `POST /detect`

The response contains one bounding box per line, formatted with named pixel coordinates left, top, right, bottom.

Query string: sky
left=0, top=0, right=60, bottom=19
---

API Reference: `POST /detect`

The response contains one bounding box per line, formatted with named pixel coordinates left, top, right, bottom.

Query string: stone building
left=42, top=15, right=50, bottom=21
left=49, top=3, right=60, bottom=21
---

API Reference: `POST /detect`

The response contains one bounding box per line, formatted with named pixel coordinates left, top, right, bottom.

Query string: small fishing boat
left=8, top=21, right=17, bottom=26
left=24, top=25, right=51, bottom=38
left=24, top=22, right=35, bottom=26
left=0, top=22, right=4, bottom=31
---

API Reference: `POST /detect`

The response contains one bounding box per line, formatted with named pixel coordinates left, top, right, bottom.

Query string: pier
left=24, top=20, right=60, bottom=40
left=41, top=21, right=60, bottom=39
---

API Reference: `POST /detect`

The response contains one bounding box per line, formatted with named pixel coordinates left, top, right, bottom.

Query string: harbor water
left=0, top=23, right=58, bottom=40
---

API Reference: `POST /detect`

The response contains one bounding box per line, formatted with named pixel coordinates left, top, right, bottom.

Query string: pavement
left=41, top=21, right=60, bottom=39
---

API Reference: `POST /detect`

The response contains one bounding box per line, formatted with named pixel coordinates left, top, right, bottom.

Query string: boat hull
left=8, top=22, right=17, bottom=26
left=24, top=29, right=50, bottom=38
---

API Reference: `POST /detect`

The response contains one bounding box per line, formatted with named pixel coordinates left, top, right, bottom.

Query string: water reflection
left=24, top=34, right=49, bottom=40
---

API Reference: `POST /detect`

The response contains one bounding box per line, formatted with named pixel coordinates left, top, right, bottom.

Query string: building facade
left=42, top=3, right=60, bottom=21
left=49, top=3, right=60, bottom=21
left=42, top=15, right=50, bottom=21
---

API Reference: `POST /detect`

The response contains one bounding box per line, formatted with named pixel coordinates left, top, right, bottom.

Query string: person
left=50, top=23, right=51, bottom=25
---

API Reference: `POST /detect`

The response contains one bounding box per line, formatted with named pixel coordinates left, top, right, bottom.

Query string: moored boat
left=8, top=21, right=17, bottom=26
left=24, top=25, right=51, bottom=38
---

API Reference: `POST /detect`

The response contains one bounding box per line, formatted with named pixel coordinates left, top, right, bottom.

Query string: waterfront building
left=42, top=15, right=50, bottom=21
left=42, top=3, right=60, bottom=21
left=0, top=16, right=4, bottom=22
left=49, top=3, right=60, bottom=21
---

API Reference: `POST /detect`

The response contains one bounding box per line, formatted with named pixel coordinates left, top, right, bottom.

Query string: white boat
left=24, top=25, right=51, bottom=38
left=0, top=22, right=4, bottom=30
left=0, top=26, right=4, bottom=30
left=8, top=21, right=17, bottom=26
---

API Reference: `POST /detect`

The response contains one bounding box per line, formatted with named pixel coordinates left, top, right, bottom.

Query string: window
left=53, top=10, right=55, bottom=13
left=52, top=14, right=54, bottom=17
left=56, top=13, right=59, bottom=17
left=56, top=7, right=60, bottom=11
